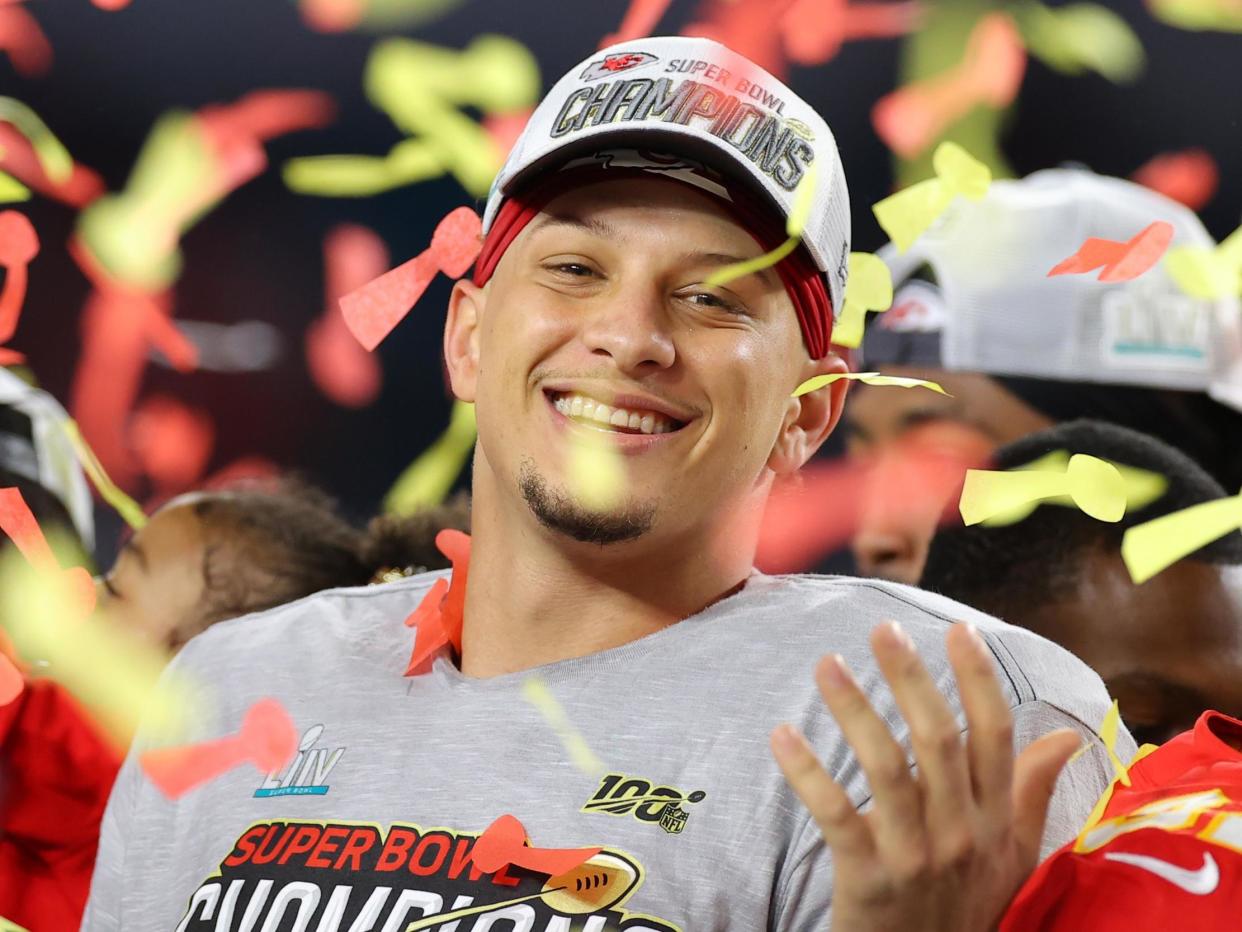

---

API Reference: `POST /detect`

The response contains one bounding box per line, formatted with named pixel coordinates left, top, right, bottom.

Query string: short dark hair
left=919, top=420, right=1242, bottom=617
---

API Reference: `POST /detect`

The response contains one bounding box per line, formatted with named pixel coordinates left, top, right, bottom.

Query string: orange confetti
left=683, top=0, right=795, bottom=76
left=781, top=0, right=922, bottom=65
left=299, top=0, right=366, bottom=32
left=139, top=697, right=297, bottom=799
left=128, top=396, right=215, bottom=496
left=307, top=224, right=387, bottom=407
left=0, top=209, right=37, bottom=361
left=872, top=13, right=1025, bottom=159
left=1131, top=149, right=1219, bottom=211
left=0, top=3, right=51, bottom=78
left=403, top=529, right=470, bottom=676
left=0, top=652, right=21, bottom=705
left=0, top=486, right=96, bottom=617
left=470, top=814, right=601, bottom=876
left=0, top=124, right=102, bottom=208
left=1047, top=220, right=1174, bottom=282
left=340, top=206, right=481, bottom=352
left=90, top=0, right=132, bottom=10
left=600, top=0, right=675, bottom=46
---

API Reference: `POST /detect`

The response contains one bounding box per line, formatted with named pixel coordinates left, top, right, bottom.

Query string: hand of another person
left=771, top=621, right=1081, bottom=932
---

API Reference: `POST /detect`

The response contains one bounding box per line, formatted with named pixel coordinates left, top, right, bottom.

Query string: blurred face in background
left=1022, top=556, right=1242, bottom=746
left=844, top=366, right=1052, bottom=583
left=95, top=497, right=208, bottom=652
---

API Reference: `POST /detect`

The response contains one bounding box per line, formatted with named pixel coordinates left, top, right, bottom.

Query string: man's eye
left=684, top=291, right=745, bottom=315
left=549, top=262, right=595, bottom=278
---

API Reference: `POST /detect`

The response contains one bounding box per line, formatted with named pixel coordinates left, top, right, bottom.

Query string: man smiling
left=85, top=37, right=1123, bottom=931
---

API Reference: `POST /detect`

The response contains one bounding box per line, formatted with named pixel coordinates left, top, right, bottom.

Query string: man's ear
left=444, top=279, right=485, bottom=402
left=768, top=352, right=850, bottom=476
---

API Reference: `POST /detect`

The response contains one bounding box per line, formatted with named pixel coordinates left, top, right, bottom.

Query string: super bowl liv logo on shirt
left=254, top=724, right=345, bottom=798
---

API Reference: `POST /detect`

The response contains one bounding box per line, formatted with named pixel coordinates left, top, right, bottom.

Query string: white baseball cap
left=0, top=368, right=94, bottom=549
left=482, top=35, right=852, bottom=321
left=874, top=168, right=1242, bottom=412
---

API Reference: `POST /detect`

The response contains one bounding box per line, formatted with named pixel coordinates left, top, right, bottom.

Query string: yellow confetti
left=566, top=428, right=626, bottom=512
left=873, top=141, right=992, bottom=253
left=63, top=420, right=148, bottom=531
left=521, top=675, right=605, bottom=777
left=77, top=111, right=215, bottom=289
left=384, top=400, right=476, bottom=515
left=283, top=139, right=444, bottom=197
left=0, top=540, right=192, bottom=747
left=978, top=449, right=1167, bottom=526
left=1013, top=1, right=1145, bottom=83
left=0, top=916, right=29, bottom=932
left=360, top=35, right=539, bottom=197
left=1122, top=488, right=1242, bottom=584
left=0, top=169, right=30, bottom=204
left=705, top=162, right=819, bottom=288
left=0, top=98, right=73, bottom=183
left=792, top=371, right=948, bottom=398
left=1165, top=225, right=1242, bottom=299
left=832, top=253, right=894, bottom=349
left=1148, top=0, right=1242, bottom=31
left=959, top=453, right=1126, bottom=526
left=1065, top=699, right=1132, bottom=785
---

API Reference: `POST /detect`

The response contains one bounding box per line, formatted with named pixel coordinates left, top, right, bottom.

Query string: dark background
left=4, top=0, right=1239, bottom=564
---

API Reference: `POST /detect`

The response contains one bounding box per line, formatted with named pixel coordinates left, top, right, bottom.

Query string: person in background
left=844, top=168, right=1242, bottom=584
left=1, top=474, right=469, bottom=932
left=97, top=480, right=471, bottom=651
left=920, top=419, right=1242, bottom=747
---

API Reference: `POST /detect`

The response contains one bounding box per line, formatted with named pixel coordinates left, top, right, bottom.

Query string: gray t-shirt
left=83, top=571, right=1129, bottom=932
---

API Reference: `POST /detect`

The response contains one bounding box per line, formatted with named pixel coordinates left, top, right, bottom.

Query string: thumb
left=1011, top=729, right=1082, bottom=863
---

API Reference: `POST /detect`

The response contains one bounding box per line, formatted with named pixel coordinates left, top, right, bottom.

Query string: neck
left=459, top=464, right=763, bottom=678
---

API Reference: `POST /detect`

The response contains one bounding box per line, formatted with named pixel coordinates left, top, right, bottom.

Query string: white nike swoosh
left=1103, top=850, right=1220, bottom=895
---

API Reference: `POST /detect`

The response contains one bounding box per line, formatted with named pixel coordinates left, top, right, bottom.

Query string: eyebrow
left=528, top=211, right=619, bottom=241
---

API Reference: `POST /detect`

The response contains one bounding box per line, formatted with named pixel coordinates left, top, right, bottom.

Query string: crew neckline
left=426, top=570, right=776, bottom=691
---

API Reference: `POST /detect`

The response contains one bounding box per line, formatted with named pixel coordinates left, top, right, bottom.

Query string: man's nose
left=578, top=284, right=676, bottom=373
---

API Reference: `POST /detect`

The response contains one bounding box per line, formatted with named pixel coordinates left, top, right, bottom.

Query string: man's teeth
left=552, top=393, right=677, bottom=434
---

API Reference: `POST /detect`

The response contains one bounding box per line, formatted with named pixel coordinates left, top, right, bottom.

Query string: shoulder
left=734, top=573, right=1111, bottom=717
left=173, top=569, right=452, bottom=678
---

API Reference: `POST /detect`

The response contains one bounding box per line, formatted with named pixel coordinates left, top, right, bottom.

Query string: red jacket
left=1003, top=710, right=1242, bottom=931
left=0, top=680, right=122, bottom=931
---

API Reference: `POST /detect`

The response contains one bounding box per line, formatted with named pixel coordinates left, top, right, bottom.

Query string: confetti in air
left=959, top=453, right=1127, bottom=527
left=1122, top=487, right=1242, bottom=584
left=340, top=206, right=482, bottom=351
left=522, top=675, right=606, bottom=777
left=1047, top=221, right=1174, bottom=282
left=831, top=252, right=894, bottom=349
left=1165, top=224, right=1242, bottom=298
left=140, top=698, right=298, bottom=799
left=792, top=371, right=948, bottom=398
left=873, top=141, right=992, bottom=253
left=705, top=162, right=818, bottom=288
left=872, top=14, right=1025, bottom=160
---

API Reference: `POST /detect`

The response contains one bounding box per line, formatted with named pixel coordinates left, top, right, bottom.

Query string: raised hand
left=771, top=621, right=1080, bottom=932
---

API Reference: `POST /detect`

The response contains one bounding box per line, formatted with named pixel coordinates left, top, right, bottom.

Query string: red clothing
left=0, top=680, right=122, bottom=932
left=1003, top=710, right=1242, bottom=931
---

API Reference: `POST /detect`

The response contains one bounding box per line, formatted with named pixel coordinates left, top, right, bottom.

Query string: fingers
left=770, top=723, right=875, bottom=864
left=946, top=622, right=1014, bottom=826
left=871, top=622, right=973, bottom=852
left=1011, top=728, right=1081, bottom=864
left=814, top=651, right=927, bottom=871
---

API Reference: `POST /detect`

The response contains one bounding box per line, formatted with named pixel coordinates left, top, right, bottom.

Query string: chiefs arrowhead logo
left=580, top=51, right=659, bottom=82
